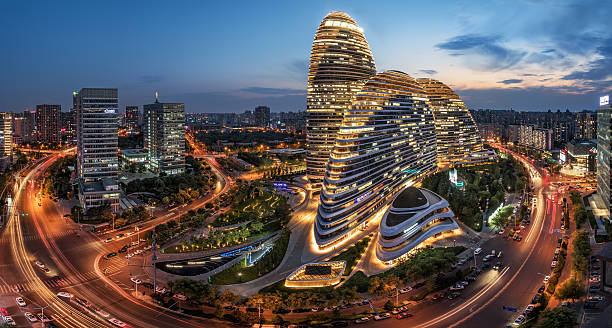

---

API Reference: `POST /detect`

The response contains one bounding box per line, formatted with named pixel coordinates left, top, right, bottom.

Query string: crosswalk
left=0, top=264, right=124, bottom=294
left=0, top=231, right=77, bottom=245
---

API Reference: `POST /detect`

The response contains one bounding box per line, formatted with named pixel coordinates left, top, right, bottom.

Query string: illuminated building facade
left=285, top=261, right=345, bottom=288
left=306, top=11, right=376, bottom=186
left=417, top=78, right=495, bottom=168
left=35, top=104, right=60, bottom=144
left=597, top=95, right=612, bottom=212
left=0, top=112, right=13, bottom=170
left=76, top=88, right=120, bottom=212
left=143, top=100, right=185, bottom=175
left=314, top=70, right=437, bottom=248
left=377, top=186, right=458, bottom=263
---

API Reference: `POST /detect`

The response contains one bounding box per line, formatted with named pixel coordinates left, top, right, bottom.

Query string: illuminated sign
left=560, top=152, right=566, bottom=163
left=601, top=95, right=610, bottom=106
left=354, top=191, right=371, bottom=204
left=104, top=109, right=116, bottom=114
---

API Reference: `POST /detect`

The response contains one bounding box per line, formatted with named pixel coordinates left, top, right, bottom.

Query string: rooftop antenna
left=155, top=91, right=159, bottom=103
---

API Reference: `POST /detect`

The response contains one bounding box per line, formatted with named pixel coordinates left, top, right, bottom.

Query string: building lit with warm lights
left=597, top=94, right=612, bottom=213
left=35, top=104, right=60, bottom=144
left=285, top=261, right=345, bottom=288
left=0, top=112, right=13, bottom=170
left=314, top=70, right=437, bottom=249
left=306, top=11, right=376, bottom=186
left=417, top=78, right=495, bottom=168
left=377, top=186, right=458, bottom=263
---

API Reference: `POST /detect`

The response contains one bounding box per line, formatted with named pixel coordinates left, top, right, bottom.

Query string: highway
left=0, top=152, right=235, bottom=327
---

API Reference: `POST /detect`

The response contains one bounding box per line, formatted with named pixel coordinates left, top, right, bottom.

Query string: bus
left=91, top=222, right=111, bottom=233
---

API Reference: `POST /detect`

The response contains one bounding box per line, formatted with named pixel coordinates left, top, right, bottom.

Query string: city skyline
left=1, top=0, right=611, bottom=113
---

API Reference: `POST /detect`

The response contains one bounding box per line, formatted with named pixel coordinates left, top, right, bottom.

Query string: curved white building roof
left=376, top=186, right=459, bottom=262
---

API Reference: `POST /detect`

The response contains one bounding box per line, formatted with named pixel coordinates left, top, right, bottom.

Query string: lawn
left=329, top=235, right=372, bottom=275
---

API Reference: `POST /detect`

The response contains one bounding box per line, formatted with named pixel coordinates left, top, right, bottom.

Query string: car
left=25, top=312, right=38, bottom=322
left=354, top=317, right=370, bottom=324
left=0, top=308, right=7, bottom=316
left=551, top=261, right=557, bottom=268
left=448, top=292, right=461, bottom=299
left=391, top=306, right=407, bottom=315
left=131, top=241, right=139, bottom=246
left=538, top=285, right=546, bottom=293
left=397, top=312, right=413, bottom=319
left=35, top=260, right=45, bottom=268
left=524, top=304, right=535, bottom=315
left=449, top=284, right=465, bottom=291
left=493, top=262, right=503, bottom=270
left=498, top=229, right=505, bottom=235
left=465, top=275, right=476, bottom=282
left=2, top=316, right=15, bottom=326
left=57, top=291, right=74, bottom=298
left=173, top=294, right=187, bottom=301
left=45, top=322, right=59, bottom=328
left=130, top=277, right=142, bottom=284
left=515, top=236, right=522, bottom=242
left=561, top=300, right=569, bottom=307
left=513, top=315, right=525, bottom=326
left=399, top=287, right=412, bottom=294
left=125, top=253, right=134, bottom=259
left=374, top=313, right=391, bottom=321
left=94, top=308, right=111, bottom=318
left=474, top=248, right=482, bottom=255
left=37, top=313, right=50, bottom=321
left=155, top=286, right=167, bottom=294
left=589, top=285, right=600, bottom=292
left=105, top=238, right=113, bottom=243
left=134, top=249, right=143, bottom=255
left=42, top=267, right=51, bottom=274
left=543, top=275, right=550, bottom=283
left=105, top=252, right=117, bottom=259
left=108, top=318, right=127, bottom=327
left=16, top=297, right=26, bottom=307
left=331, top=321, right=349, bottom=327
left=116, top=234, right=125, bottom=239
left=483, top=254, right=492, bottom=262
left=532, top=294, right=541, bottom=304
left=588, top=295, right=605, bottom=302
left=590, top=276, right=601, bottom=283
left=473, top=269, right=482, bottom=276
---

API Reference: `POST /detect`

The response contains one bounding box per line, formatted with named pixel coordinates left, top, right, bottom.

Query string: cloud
left=521, top=73, right=537, bottom=77
left=498, top=79, right=523, bottom=84
left=239, top=86, right=306, bottom=96
left=562, top=37, right=612, bottom=81
left=419, top=69, right=437, bottom=75
left=435, top=34, right=527, bottom=70
left=139, top=75, right=164, bottom=84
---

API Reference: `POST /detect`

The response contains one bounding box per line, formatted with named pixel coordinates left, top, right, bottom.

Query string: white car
left=105, top=238, right=113, bottom=243
left=399, top=287, right=412, bottom=294
left=355, top=317, right=370, bottom=324
left=24, top=312, right=38, bottom=322
left=125, top=253, right=134, bottom=259
left=131, top=241, right=139, bottom=246
left=15, top=297, right=26, bottom=307
left=590, top=276, right=601, bottom=283
left=374, top=313, right=391, bottom=321
left=513, top=315, right=525, bottom=326
left=34, top=260, right=45, bottom=268
left=588, top=296, right=605, bottom=302
left=134, top=249, right=143, bottom=255
left=524, top=304, right=535, bottom=314
left=57, top=291, right=74, bottom=298
left=155, top=286, right=166, bottom=294
left=3, top=316, right=16, bottom=326
left=551, top=261, right=557, bottom=268
left=108, top=318, right=127, bottom=327
left=543, top=275, right=550, bottom=283
left=130, top=277, right=142, bottom=284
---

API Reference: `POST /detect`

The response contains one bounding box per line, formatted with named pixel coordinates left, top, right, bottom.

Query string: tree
left=534, top=307, right=576, bottom=328
left=555, top=277, right=584, bottom=303
left=251, top=221, right=264, bottom=233
left=383, top=300, right=395, bottom=311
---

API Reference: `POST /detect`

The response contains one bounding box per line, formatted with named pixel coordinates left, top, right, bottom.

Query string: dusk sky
left=1, top=0, right=611, bottom=113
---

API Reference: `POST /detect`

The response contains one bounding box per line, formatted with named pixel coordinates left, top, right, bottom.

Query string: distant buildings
left=518, top=125, right=553, bottom=151
left=124, top=106, right=140, bottom=134
left=143, top=99, right=185, bottom=175
left=306, top=11, right=376, bottom=186
left=75, top=88, right=120, bottom=213
left=35, top=104, right=60, bottom=144
left=575, top=110, right=597, bottom=140
left=254, top=106, right=270, bottom=128
left=60, top=109, right=76, bottom=143
left=314, top=70, right=437, bottom=249
left=597, top=95, right=611, bottom=212
left=0, top=112, right=13, bottom=170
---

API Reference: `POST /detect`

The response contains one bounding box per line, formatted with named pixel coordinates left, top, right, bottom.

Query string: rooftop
left=392, top=186, right=427, bottom=209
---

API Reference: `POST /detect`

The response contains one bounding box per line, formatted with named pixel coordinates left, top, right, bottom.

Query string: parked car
left=57, top=291, right=74, bottom=298
left=543, top=275, right=550, bottom=283
left=448, top=292, right=461, bottom=300
left=24, top=312, right=38, bottom=322
left=524, top=304, right=535, bottom=315
left=15, top=297, right=26, bottom=307
left=399, top=287, right=412, bottom=294
left=538, top=285, right=545, bottom=293
left=397, top=312, right=413, bottom=319
left=374, top=313, right=391, bottom=321
left=513, top=315, right=525, bottom=326
left=354, top=317, right=370, bottom=324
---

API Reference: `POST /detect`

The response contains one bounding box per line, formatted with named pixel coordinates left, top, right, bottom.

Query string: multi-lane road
left=0, top=152, right=235, bottom=327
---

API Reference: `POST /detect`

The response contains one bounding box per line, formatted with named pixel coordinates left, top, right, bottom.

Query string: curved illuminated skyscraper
left=314, top=70, right=437, bottom=249
left=417, top=78, right=495, bottom=168
left=306, top=12, right=376, bottom=186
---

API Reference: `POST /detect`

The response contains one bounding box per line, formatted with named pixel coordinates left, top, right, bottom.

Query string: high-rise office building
left=306, top=12, right=376, bottom=186
left=125, top=106, right=140, bottom=134
left=254, top=106, right=270, bottom=128
left=575, top=110, right=597, bottom=140
left=143, top=99, right=185, bottom=175
left=597, top=95, right=612, bottom=212
left=35, top=104, right=60, bottom=144
left=60, top=110, right=76, bottom=143
left=76, top=88, right=120, bottom=213
left=12, top=115, right=24, bottom=145
left=314, top=71, right=437, bottom=249
left=0, top=112, right=13, bottom=170
left=417, top=78, right=495, bottom=168
left=519, top=124, right=553, bottom=150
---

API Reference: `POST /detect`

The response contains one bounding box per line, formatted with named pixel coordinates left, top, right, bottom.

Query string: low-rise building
left=563, top=139, right=596, bottom=173
left=285, top=261, right=345, bottom=288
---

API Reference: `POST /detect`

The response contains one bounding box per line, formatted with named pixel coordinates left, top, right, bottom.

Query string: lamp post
left=34, top=304, right=51, bottom=326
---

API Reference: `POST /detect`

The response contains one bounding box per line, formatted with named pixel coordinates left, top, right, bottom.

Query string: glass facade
left=76, top=88, right=120, bottom=212
left=314, top=70, right=437, bottom=248
left=143, top=102, right=185, bottom=175
left=306, top=11, right=376, bottom=186
left=597, top=99, right=611, bottom=211
left=417, top=78, right=495, bottom=168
